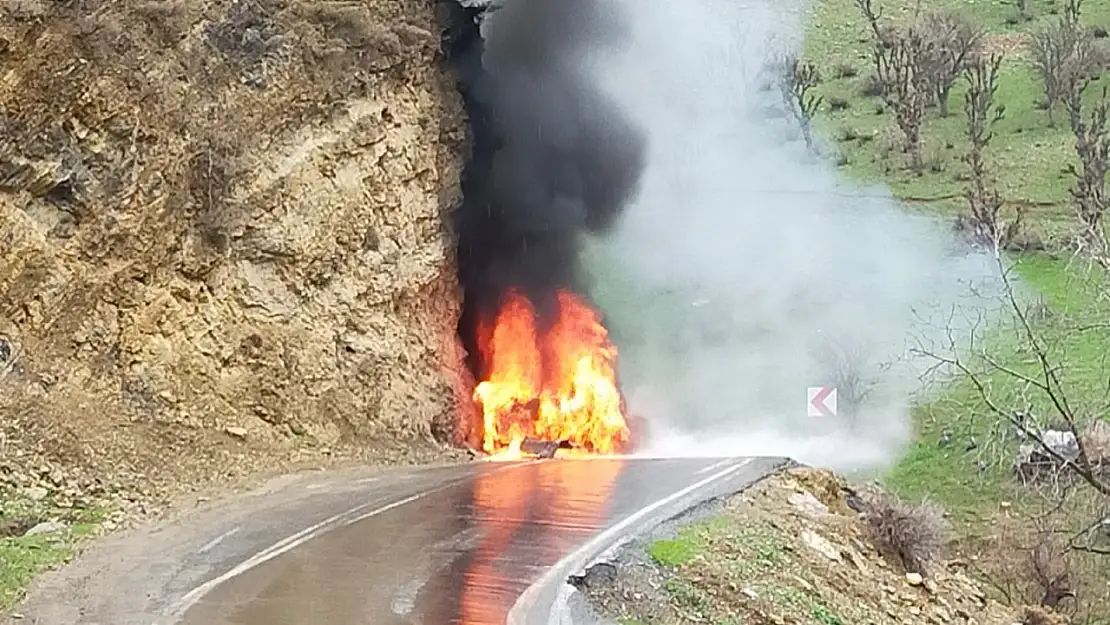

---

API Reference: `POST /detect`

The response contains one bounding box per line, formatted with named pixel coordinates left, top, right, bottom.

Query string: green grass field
left=0, top=494, right=104, bottom=611
left=802, top=0, right=1110, bottom=614
left=806, top=0, right=1110, bottom=235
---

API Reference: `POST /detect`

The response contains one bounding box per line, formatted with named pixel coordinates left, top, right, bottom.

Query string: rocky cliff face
left=0, top=0, right=473, bottom=495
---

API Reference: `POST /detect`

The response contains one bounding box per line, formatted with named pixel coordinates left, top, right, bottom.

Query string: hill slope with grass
left=582, top=469, right=1055, bottom=625
left=793, top=0, right=1110, bottom=620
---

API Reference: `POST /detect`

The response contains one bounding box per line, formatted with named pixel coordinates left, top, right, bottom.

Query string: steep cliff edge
left=0, top=0, right=474, bottom=500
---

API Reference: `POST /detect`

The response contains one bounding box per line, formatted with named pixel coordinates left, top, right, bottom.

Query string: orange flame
left=472, top=289, right=630, bottom=460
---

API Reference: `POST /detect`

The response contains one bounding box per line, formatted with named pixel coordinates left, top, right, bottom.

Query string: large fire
left=472, top=288, right=631, bottom=460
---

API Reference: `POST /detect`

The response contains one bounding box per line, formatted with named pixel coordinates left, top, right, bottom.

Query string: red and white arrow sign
left=807, top=386, right=837, bottom=417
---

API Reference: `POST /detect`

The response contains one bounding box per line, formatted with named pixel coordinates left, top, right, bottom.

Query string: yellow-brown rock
left=0, top=0, right=473, bottom=495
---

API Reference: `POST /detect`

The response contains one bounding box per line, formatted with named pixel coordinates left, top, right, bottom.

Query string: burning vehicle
left=470, top=288, right=636, bottom=460
left=446, top=0, right=647, bottom=461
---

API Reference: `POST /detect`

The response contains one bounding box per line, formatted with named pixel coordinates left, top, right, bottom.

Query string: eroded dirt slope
left=584, top=469, right=1060, bottom=625
left=0, top=0, right=474, bottom=501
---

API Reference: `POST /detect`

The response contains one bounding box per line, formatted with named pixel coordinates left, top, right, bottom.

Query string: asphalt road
left=173, top=456, right=787, bottom=625
left=10, top=456, right=789, bottom=625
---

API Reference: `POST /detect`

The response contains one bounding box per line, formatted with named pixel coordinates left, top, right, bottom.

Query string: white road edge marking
left=196, top=527, right=241, bottom=556
left=162, top=494, right=418, bottom=620
left=161, top=464, right=520, bottom=622
left=694, top=458, right=734, bottom=475
left=506, top=458, right=755, bottom=625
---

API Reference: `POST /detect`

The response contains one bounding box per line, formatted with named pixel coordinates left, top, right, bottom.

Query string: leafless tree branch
left=777, top=53, right=824, bottom=153
left=911, top=255, right=1110, bottom=499
left=1029, top=0, right=1095, bottom=126
left=959, top=52, right=1023, bottom=250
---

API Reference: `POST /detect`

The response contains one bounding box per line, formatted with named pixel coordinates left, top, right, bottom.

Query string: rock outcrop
left=0, top=0, right=473, bottom=495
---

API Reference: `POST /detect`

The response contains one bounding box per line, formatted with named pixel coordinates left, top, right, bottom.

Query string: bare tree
left=916, top=12, right=983, bottom=117
left=777, top=54, right=824, bottom=152
left=855, top=7, right=970, bottom=168
left=1028, top=532, right=1077, bottom=609
left=884, top=29, right=930, bottom=170
left=1029, top=0, right=1094, bottom=126
left=855, top=0, right=883, bottom=42
left=960, top=53, right=1022, bottom=250
left=914, top=259, right=1110, bottom=501
left=853, top=1, right=980, bottom=117
left=854, top=0, right=896, bottom=94
left=814, top=335, right=882, bottom=428
left=1066, top=84, right=1110, bottom=262
left=911, top=263, right=1110, bottom=622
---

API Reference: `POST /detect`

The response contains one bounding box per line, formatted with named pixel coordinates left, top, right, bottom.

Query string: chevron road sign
left=807, top=386, right=837, bottom=418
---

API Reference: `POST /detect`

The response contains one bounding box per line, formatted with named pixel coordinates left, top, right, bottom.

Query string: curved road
left=12, top=456, right=789, bottom=625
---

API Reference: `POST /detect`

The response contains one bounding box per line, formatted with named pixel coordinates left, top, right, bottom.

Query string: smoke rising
left=450, top=0, right=646, bottom=375
left=455, top=0, right=1002, bottom=470
left=567, top=0, right=1002, bottom=471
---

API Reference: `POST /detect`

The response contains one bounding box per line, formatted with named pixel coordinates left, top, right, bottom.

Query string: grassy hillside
left=807, top=0, right=1110, bottom=207
left=801, top=0, right=1110, bottom=619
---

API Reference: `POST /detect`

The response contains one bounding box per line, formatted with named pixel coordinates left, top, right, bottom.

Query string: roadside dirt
left=0, top=0, right=476, bottom=514
left=583, top=468, right=1060, bottom=625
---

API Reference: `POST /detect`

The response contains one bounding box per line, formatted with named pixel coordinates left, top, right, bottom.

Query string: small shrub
left=924, top=147, right=947, bottom=173
left=860, top=74, right=886, bottom=97
left=839, top=127, right=861, bottom=142
left=859, top=489, right=950, bottom=574
left=665, top=579, right=708, bottom=609
left=1020, top=606, right=1069, bottom=625
left=828, top=95, right=851, bottom=111
left=1025, top=537, right=1076, bottom=610
left=833, top=62, right=860, bottom=79
left=1005, top=229, right=1047, bottom=252
left=1024, top=298, right=1055, bottom=322
left=0, top=511, right=44, bottom=538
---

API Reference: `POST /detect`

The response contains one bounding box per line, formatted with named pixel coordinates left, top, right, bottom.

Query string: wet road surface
left=170, top=456, right=787, bottom=625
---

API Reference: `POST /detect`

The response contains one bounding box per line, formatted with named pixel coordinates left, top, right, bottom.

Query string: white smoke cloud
left=576, top=0, right=1003, bottom=471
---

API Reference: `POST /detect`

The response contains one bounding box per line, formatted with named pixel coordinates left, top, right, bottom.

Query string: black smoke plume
left=440, top=0, right=647, bottom=377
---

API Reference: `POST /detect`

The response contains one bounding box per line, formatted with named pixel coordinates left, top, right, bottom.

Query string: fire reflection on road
left=176, top=460, right=642, bottom=625
left=458, top=459, right=625, bottom=624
